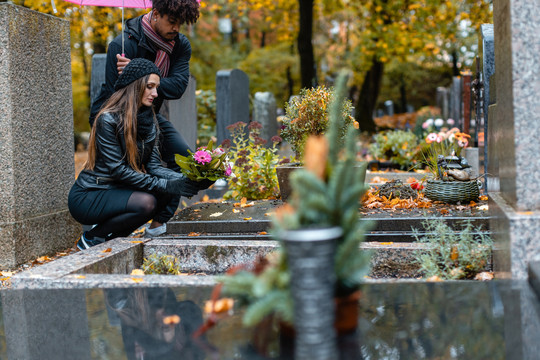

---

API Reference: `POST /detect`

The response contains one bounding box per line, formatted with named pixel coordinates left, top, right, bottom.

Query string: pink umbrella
left=60, top=0, right=153, bottom=55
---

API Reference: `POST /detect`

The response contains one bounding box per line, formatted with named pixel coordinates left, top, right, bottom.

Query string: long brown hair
left=85, top=75, right=152, bottom=172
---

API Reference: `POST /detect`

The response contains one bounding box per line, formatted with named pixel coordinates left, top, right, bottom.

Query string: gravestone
left=490, top=0, right=540, bottom=279
left=0, top=4, right=80, bottom=268
left=216, top=69, right=250, bottom=145
left=89, top=54, right=107, bottom=106
left=481, top=24, right=497, bottom=192
left=449, top=76, right=462, bottom=125
left=384, top=100, right=394, bottom=116
left=160, top=75, right=198, bottom=150
left=253, top=92, right=278, bottom=146
left=436, top=87, right=449, bottom=119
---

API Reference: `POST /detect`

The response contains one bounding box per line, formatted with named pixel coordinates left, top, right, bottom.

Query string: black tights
left=87, top=192, right=157, bottom=240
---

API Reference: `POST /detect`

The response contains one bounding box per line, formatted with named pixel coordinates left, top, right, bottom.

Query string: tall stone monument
left=253, top=92, right=278, bottom=146
left=216, top=69, right=250, bottom=145
left=490, top=0, right=540, bottom=279
left=0, top=4, right=80, bottom=268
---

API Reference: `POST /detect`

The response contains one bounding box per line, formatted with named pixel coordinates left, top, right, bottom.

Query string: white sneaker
left=144, top=223, right=167, bottom=238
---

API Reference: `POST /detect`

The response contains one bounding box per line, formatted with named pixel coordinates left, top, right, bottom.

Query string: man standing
left=90, top=0, right=204, bottom=237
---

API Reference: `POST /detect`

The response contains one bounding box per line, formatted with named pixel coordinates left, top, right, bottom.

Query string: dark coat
left=90, top=15, right=192, bottom=125
left=77, top=109, right=183, bottom=193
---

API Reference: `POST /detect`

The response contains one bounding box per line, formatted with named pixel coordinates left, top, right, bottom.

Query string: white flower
left=434, top=118, right=444, bottom=127
left=447, top=118, right=455, bottom=125
left=425, top=118, right=434, bottom=126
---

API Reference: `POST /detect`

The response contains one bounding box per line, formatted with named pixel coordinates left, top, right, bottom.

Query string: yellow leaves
left=243, top=217, right=253, bottom=221
left=102, top=248, right=112, bottom=253
left=130, top=277, right=144, bottom=283
left=232, top=209, right=241, bottom=214
left=209, top=212, right=223, bottom=217
left=426, top=275, right=443, bottom=282
left=258, top=231, right=268, bottom=235
left=0, top=271, right=13, bottom=277
left=131, top=269, right=145, bottom=276
left=479, top=195, right=488, bottom=201
left=201, top=195, right=210, bottom=202
left=130, top=240, right=143, bottom=244
left=188, top=232, right=201, bottom=237
left=75, top=275, right=86, bottom=279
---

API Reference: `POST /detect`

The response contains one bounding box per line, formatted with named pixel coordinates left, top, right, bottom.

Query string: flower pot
left=276, top=162, right=367, bottom=201
left=424, top=179, right=480, bottom=203
left=275, top=163, right=302, bottom=201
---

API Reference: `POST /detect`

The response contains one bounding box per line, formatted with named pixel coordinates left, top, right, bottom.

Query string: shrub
left=280, top=86, right=357, bottom=160
left=223, top=121, right=287, bottom=200
left=413, top=218, right=492, bottom=280
left=368, top=129, right=421, bottom=169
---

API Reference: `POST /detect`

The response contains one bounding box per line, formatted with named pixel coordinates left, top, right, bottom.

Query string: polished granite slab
left=1, top=280, right=538, bottom=359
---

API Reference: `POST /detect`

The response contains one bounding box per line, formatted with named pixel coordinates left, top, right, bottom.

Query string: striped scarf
left=141, top=13, right=175, bottom=77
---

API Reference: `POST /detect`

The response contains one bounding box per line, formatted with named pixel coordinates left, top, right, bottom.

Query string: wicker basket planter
left=424, top=179, right=480, bottom=203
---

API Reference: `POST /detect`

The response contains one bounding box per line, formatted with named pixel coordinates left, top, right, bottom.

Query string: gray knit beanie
left=114, top=58, right=161, bottom=91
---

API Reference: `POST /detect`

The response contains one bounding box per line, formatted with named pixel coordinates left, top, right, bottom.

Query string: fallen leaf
left=130, top=240, right=144, bottom=244
left=193, top=209, right=201, bottom=212
left=1, top=271, right=13, bottom=277
left=243, top=217, right=252, bottom=221
left=258, top=231, right=268, bottom=235
left=131, top=277, right=144, bottom=283
left=477, top=205, right=489, bottom=211
left=188, top=232, right=200, bottom=236
left=469, top=201, right=477, bottom=206
left=37, top=256, right=51, bottom=263
left=131, top=269, right=145, bottom=276
left=102, top=248, right=112, bottom=253
left=241, top=201, right=255, bottom=208
left=479, top=195, right=488, bottom=201
left=163, top=315, right=181, bottom=325
left=439, top=209, right=449, bottom=214
left=232, top=209, right=241, bottom=213
left=204, top=298, right=234, bottom=314
left=75, top=275, right=86, bottom=279
left=378, top=242, right=394, bottom=245
left=202, top=195, right=210, bottom=202
left=426, top=275, right=443, bottom=282
left=209, top=212, right=223, bottom=217
left=474, top=272, right=494, bottom=281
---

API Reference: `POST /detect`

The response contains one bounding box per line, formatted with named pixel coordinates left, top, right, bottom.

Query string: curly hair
left=152, top=0, right=200, bottom=25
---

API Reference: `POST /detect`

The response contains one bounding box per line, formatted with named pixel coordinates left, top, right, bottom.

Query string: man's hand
left=116, top=54, right=131, bottom=74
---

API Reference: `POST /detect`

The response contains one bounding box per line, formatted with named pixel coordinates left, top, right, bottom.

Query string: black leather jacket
left=77, top=111, right=184, bottom=193
left=90, top=15, right=192, bottom=125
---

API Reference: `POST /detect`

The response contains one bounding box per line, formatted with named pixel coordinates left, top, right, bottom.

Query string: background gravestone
left=216, top=69, right=250, bottom=145
left=481, top=24, right=495, bottom=192
left=253, top=92, right=278, bottom=146
left=0, top=4, right=80, bottom=269
left=490, top=0, right=540, bottom=280
left=160, top=75, right=198, bottom=151
left=90, top=54, right=107, bottom=105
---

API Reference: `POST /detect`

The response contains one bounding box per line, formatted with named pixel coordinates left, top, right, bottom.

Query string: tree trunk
left=355, top=58, right=384, bottom=133
left=297, top=0, right=316, bottom=89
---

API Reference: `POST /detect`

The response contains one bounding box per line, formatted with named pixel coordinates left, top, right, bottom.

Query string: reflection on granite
left=1, top=280, right=539, bottom=359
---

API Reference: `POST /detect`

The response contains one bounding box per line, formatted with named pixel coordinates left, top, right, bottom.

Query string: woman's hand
left=166, top=177, right=199, bottom=197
